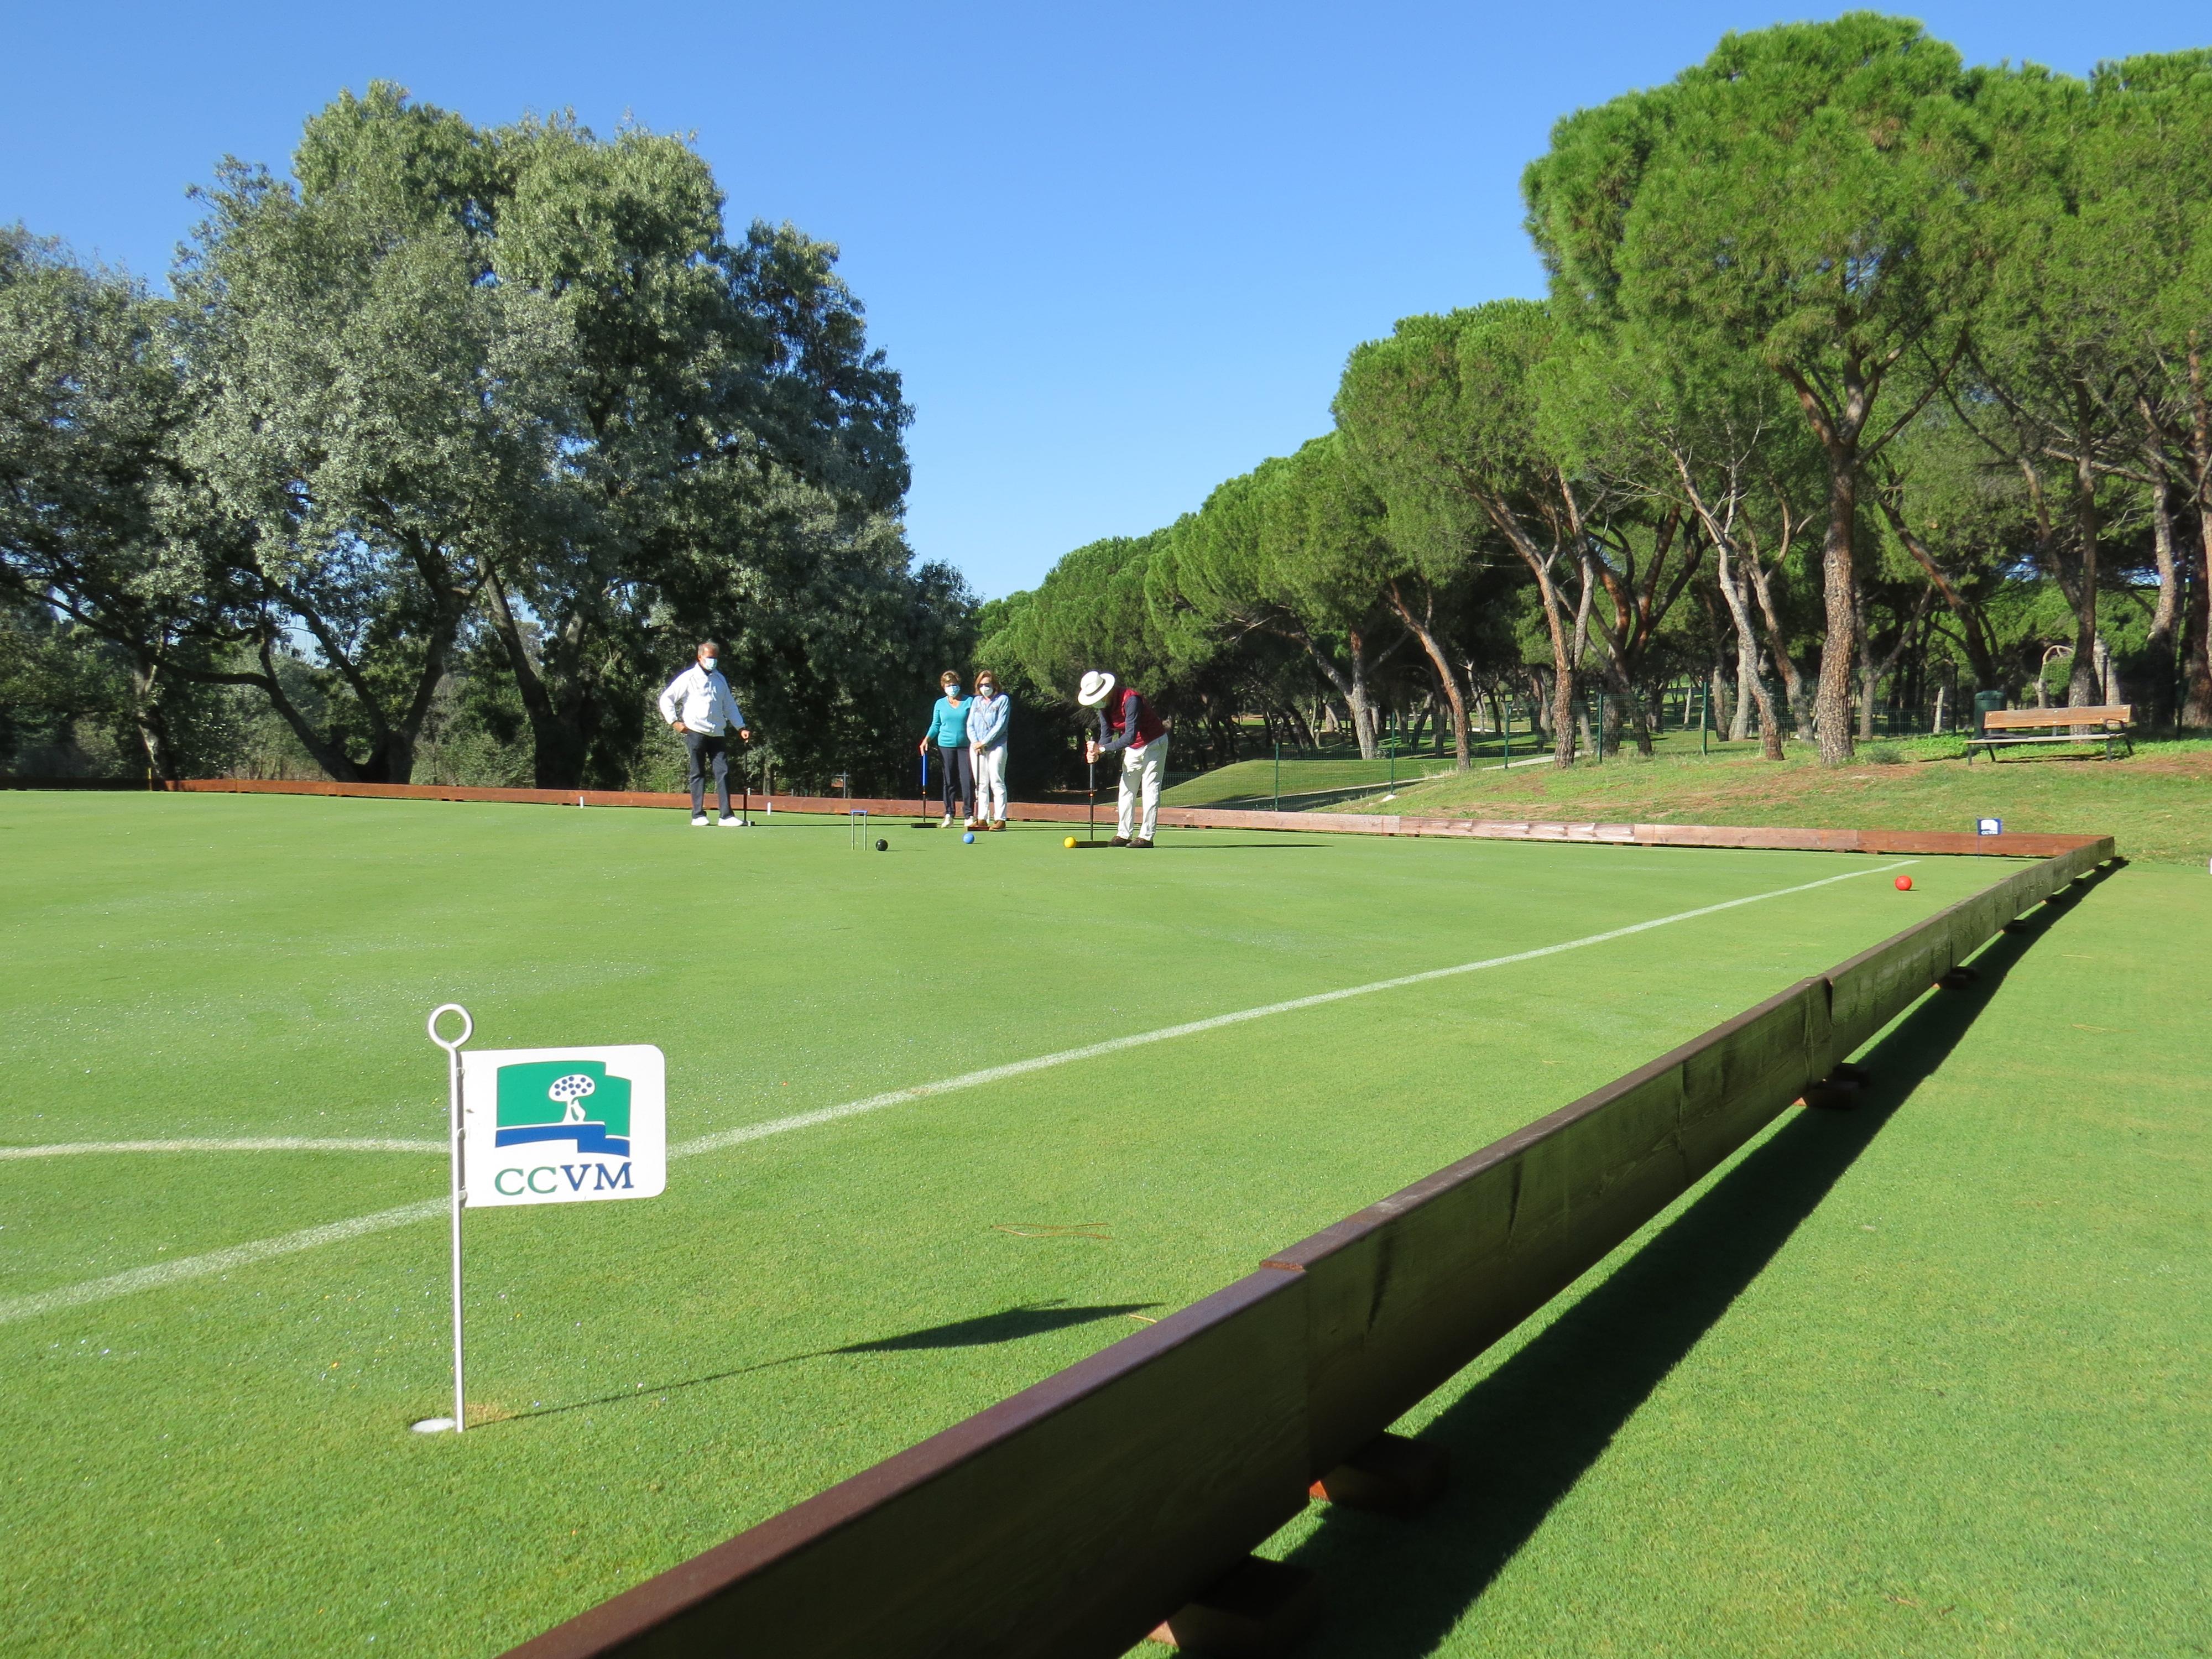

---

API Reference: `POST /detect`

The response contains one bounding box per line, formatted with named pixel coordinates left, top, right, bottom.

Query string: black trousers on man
left=937, top=742, right=974, bottom=820
left=684, top=729, right=731, bottom=817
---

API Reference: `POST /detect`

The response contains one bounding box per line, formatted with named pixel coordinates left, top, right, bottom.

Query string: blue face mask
left=946, top=683, right=961, bottom=697
left=701, top=656, right=717, bottom=672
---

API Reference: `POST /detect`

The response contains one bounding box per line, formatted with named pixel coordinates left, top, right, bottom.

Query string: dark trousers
left=937, top=743, right=974, bottom=818
left=684, top=730, right=730, bottom=817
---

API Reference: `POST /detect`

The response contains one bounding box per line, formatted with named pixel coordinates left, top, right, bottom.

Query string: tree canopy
left=987, top=17, right=2212, bottom=776
left=3, top=83, right=964, bottom=791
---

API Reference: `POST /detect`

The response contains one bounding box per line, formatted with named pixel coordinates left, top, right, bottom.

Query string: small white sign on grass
left=461, top=1046, right=666, bottom=1206
left=416, top=1009, right=667, bottom=1435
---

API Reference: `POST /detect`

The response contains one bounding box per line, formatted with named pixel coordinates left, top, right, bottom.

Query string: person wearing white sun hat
left=1079, top=669, right=1167, bottom=848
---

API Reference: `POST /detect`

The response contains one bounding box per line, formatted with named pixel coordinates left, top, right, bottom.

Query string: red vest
left=1109, top=689, right=1167, bottom=747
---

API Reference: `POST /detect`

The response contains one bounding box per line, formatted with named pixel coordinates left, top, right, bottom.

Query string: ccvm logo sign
left=460, top=1045, right=665, bottom=1207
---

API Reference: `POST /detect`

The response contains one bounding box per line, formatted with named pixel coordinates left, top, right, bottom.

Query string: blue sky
left=4, top=2, right=2203, bottom=599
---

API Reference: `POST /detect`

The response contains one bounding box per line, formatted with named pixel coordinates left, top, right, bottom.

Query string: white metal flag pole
left=418, top=1004, right=473, bottom=1435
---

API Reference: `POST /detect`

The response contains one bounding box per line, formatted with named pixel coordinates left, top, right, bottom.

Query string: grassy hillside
left=1305, top=734, right=2212, bottom=867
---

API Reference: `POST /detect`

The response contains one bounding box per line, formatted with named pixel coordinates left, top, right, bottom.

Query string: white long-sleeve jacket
left=658, top=664, right=747, bottom=735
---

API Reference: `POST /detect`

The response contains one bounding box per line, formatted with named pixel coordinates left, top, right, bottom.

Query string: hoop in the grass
left=414, top=1004, right=473, bottom=1435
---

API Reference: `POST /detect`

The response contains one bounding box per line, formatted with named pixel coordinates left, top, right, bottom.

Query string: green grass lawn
left=1162, top=752, right=1471, bottom=810
left=1253, top=857, right=2211, bottom=1658
left=0, top=791, right=2194, bottom=1656
left=1310, top=734, right=2212, bottom=868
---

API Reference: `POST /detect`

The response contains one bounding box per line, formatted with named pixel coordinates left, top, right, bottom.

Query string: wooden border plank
left=9, top=777, right=2110, bottom=862
left=505, top=1271, right=1312, bottom=1659
left=1266, top=978, right=1830, bottom=1473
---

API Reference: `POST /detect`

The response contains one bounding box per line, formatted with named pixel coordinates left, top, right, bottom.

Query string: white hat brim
left=1076, top=671, right=1116, bottom=708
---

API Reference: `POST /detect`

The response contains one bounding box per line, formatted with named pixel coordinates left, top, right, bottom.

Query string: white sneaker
left=939, top=814, right=954, bottom=828
left=717, top=815, right=743, bottom=828
left=690, top=813, right=710, bottom=827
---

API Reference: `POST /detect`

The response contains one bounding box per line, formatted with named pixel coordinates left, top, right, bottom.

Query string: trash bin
left=1973, top=690, right=2006, bottom=737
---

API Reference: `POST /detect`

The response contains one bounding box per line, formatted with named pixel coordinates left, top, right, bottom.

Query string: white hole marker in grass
left=410, top=1011, right=669, bottom=1436
left=416, top=1004, right=472, bottom=1437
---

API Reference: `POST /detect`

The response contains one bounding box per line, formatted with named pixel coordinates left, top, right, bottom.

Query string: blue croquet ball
left=962, top=831, right=975, bottom=844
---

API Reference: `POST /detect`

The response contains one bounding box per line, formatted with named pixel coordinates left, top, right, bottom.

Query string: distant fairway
left=1, top=792, right=2191, bottom=1656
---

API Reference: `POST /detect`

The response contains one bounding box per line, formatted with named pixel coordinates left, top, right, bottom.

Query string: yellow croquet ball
left=1064, top=836, right=1077, bottom=849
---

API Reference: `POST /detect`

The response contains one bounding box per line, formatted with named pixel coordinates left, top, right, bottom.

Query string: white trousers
left=974, top=744, right=1007, bottom=820
left=1115, top=735, right=1167, bottom=841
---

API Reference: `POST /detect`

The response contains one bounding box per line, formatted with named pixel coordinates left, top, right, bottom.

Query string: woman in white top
left=966, top=671, right=1010, bottom=830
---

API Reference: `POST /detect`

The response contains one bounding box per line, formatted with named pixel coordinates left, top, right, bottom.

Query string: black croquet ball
left=875, top=838, right=889, bottom=852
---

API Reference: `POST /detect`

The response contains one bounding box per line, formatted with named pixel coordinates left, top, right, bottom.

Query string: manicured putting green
left=0, top=793, right=2027, bottom=1655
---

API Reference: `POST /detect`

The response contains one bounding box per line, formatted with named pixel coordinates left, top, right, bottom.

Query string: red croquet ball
left=1895, top=875, right=1913, bottom=891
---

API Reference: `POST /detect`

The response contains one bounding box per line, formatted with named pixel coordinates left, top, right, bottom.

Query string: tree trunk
left=2146, top=455, right=2180, bottom=724
left=1625, top=675, right=1655, bottom=755
left=1290, top=629, right=1380, bottom=760
left=1714, top=545, right=1785, bottom=760
left=2184, top=336, right=2212, bottom=727
left=1557, top=566, right=1594, bottom=766
left=1869, top=489, right=2002, bottom=689
left=2067, top=387, right=2102, bottom=708
left=1473, top=497, right=1589, bottom=769
left=2188, top=520, right=2212, bottom=727
left=1814, top=445, right=1858, bottom=764
left=487, top=573, right=588, bottom=787
left=1385, top=580, right=1471, bottom=771
left=126, top=655, right=173, bottom=782
left=1745, top=556, right=1813, bottom=739
left=1347, top=632, right=1379, bottom=760
left=251, top=633, right=375, bottom=784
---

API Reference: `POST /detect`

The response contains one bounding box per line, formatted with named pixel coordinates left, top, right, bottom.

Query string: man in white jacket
left=658, top=641, right=752, bottom=827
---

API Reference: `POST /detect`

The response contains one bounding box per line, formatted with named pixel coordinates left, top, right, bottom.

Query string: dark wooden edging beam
left=98, top=778, right=2104, bottom=862
left=501, top=834, right=2115, bottom=1658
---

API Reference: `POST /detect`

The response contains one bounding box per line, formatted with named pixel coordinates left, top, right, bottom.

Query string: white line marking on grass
left=2, top=857, right=1914, bottom=1325
left=670, top=859, right=1918, bottom=1157
left=0, top=1138, right=443, bottom=1161
left=0, top=1199, right=444, bottom=1326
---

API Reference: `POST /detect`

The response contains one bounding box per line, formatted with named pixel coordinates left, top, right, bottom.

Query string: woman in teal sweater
left=919, top=670, right=974, bottom=827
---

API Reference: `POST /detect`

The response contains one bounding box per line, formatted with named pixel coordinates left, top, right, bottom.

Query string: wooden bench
left=1967, top=704, right=2133, bottom=763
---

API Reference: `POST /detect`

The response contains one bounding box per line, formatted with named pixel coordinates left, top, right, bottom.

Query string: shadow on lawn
left=508, top=1300, right=1158, bottom=1423
left=1278, top=862, right=2117, bottom=1656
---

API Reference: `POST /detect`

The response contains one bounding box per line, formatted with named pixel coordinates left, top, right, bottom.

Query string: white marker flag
left=461, top=1046, right=666, bottom=1207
